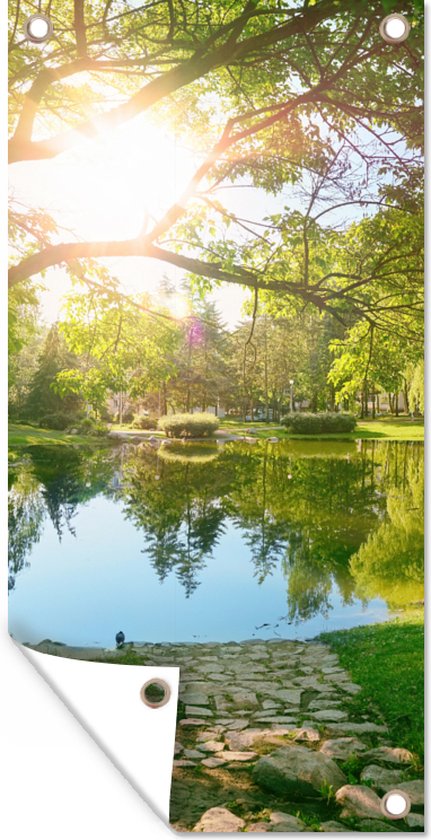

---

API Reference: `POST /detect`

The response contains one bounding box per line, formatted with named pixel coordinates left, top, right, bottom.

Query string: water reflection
left=8, top=439, right=423, bottom=640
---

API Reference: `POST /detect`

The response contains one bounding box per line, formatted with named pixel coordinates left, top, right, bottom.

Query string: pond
left=8, top=439, right=423, bottom=647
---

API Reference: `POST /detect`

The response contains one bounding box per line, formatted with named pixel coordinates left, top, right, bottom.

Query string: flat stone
left=391, top=779, right=424, bottom=806
left=181, top=693, right=208, bottom=706
left=339, top=683, right=362, bottom=695
left=291, top=727, right=321, bottom=743
left=201, top=757, right=227, bottom=768
left=273, top=689, right=302, bottom=704
left=196, top=727, right=225, bottom=740
left=309, top=699, right=343, bottom=710
left=311, top=709, right=348, bottom=722
left=207, top=672, right=226, bottom=681
left=360, top=764, right=405, bottom=791
left=174, top=741, right=183, bottom=755
left=179, top=718, right=207, bottom=726
left=185, top=706, right=213, bottom=717
left=193, top=807, right=245, bottom=832
left=326, top=721, right=388, bottom=736
left=335, top=784, right=383, bottom=819
left=225, top=727, right=293, bottom=751
left=199, top=740, right=225, bottom=752
left=262, top=699, right=279, bottom=709
left=225, top=719, right=250, bottom=730
left=217, top=750, right=257, bottom=761
left=251, top=716, right=297, bottom=724
left=320, top=737, right=368, bottom=760
left=405, top=813, right=425, bottom=829
left=174, top=759, right=196, bottom=768
left=230, top=690, right=259, bottom=708
left=184, top=749, right=205, bottom=759
left=363, top=746, right=414, bottom=766
left=269, top=811, right=307, bottom=831
left=319, top=821, right=346, bottom=832
left=246, top=821, right=271, bottom=832
left=253, top=745, right=346, bottom=799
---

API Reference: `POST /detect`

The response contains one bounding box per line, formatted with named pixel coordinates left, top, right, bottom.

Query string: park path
left=29, top=638, right=424, bottom=832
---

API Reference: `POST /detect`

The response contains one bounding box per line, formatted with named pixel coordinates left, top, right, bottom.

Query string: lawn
left=219, top=416, right=424, bottom=441
left=320, top=609, right=424, bottom=762
left=8, top=423, right=105, bottom=451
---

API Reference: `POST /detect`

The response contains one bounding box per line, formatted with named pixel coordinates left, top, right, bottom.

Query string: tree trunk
left=395, top=392, right=399, bottom=416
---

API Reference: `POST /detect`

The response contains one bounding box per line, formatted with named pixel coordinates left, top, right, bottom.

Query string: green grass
left=219, top=416, right=423, bottom=441
left=320, top=609, right=424, bottom=762
left=8, top=423, right=106, bottom=450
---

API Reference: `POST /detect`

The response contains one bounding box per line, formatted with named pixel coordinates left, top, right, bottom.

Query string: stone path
left=29, top=638, right=424, bottom=832
left=138, top=639, right=424, bottom=833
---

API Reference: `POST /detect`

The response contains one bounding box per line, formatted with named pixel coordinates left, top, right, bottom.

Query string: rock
left=184, top=749, right=205, bottom=759
left=339, top=683, right=362, bottom=695
left=311, top=710, right=348, bottom=722
left=251, top=716, right=297, bottom=725
left=199, top=740, right=225, bottom=752
left=196, top=728, right=224, bottom=740
left=218, top=750, right=257, bottom=761
left=405, top=813, right=425, bottom=829
left=193, top=807, right=246, bottom=832
left=335, top=785, right=383, bottom=819
left=253, top=745, right=346, bottom=799
left=174, top=759, right=196, bottom=768
left=320, top=737, right=368, bottom=760
left=201, top=757, right=227, bottom=768
left=225, top=726, right=293, bottom=751
left=230, top=690, right=259, bottom=708
left=225, top=719, right=250, bottom=730
left=392, top=779, right=424, bottom=806
left=181, top=693, right=209, bottom=706
left=363, top=746, right=414, bottom=766
left=174, top=741, right=183, bottom=755
left=185, top=706, right=213, bottom=717
left=179, top=718, right=207, bottom=726
left=269, top=811, right=307, bottom=831
left=291, top=727, right=320, bottom=743
left=262, top=699, right=279, bottom=709
left=326, top=721, right=388, bottom=736
left=246, top=821, right=270, bottom=832
left=319, top=821, right=346, bottom=832
left=360, top=765, right=405, bottom=791
left=273, top=689, right=302, bottom=704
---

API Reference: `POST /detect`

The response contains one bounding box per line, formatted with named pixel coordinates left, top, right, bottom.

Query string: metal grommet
left=381, top=789, right=411, bottom=820
left=24, top=14, right=53, bottom=43
left=379, top=14, right=410, bottom=44
left=140, top=678, right=171, bottom=709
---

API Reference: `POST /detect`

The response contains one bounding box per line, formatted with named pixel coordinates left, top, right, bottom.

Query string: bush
left=281, top=412, right=356, bottom=434
left=131, top=413, right=158, bottom=430
left=73, top=416, right=108, bottom=436
left=38, top=412, right=75, bottom=431
left=158, top=412, right=220, bottom=438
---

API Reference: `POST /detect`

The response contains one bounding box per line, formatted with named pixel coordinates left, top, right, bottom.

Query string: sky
left=10, top=111, right=255, bottom=327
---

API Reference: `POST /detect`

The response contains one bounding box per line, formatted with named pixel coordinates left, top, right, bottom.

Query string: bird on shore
left=115, top=630, right=125, bottom=648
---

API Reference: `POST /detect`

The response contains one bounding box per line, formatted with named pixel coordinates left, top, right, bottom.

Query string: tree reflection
left=8, top=439, right=424, bottom=622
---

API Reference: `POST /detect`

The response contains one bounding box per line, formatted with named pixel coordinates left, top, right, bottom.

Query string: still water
left=8, top=439, right=423, bottom=647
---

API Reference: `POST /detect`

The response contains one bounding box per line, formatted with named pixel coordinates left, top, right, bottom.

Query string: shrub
left=38, top=412, right=75, bottom=431
left=158, top=412, right=219, bottom=438
left=281, top=412, right=356, bottom=434
left=73, top=416, right=108, bottom=436
left=131, top=413, right=158, bottom=430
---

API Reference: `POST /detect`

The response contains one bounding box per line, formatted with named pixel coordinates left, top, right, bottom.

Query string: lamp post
left=289, top=379, right=294, bottom=413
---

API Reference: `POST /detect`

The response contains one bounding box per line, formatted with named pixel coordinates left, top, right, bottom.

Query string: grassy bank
left=320, top=609, right=424, bottom=762
left=8, top=423, right=106, bottom=450
left=220, top=416, right=424, bottom=441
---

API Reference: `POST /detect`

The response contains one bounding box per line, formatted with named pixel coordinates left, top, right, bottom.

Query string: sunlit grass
left=8, top=423, right=104, bottom=449
left=320, top=609, right=424, bottom=761
left=219, top=417, right=424, bottom=441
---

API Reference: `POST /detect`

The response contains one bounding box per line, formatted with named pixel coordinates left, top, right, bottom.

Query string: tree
left=55, top=282, right=181, bottom=415
left=25, top=323, right=82, bottom=423
left=8, top=0, right=423, bottom=352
